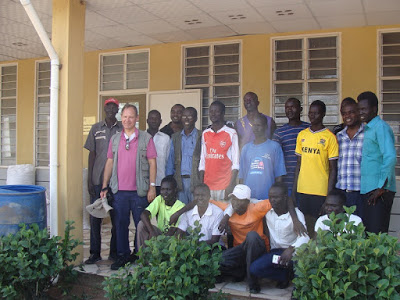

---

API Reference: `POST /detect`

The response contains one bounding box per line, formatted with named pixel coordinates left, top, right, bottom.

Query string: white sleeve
left=212, top=209, right=224, bottom=236
left=198, top=131, right=206, bottom=171
left=230, top=131, right=240, bottom=170
left=224, top=204, right=234, bottom=217
left=292, top=210, right=310, bottom=248
left=177, top=212, right=189, bottom=232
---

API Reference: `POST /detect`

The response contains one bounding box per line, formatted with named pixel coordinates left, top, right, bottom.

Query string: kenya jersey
left=199, top=125, right=239, bottom=191
left=295, top=128, right=338, bottom=196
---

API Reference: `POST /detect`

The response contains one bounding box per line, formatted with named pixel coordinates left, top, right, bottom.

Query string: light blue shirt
left=166, top=128, right=198, bottom=176
left=360, top=116, right=397, bottom=194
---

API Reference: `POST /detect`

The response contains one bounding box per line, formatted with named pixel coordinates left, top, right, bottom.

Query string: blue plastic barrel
left=0, top=185, right=47, bottom=236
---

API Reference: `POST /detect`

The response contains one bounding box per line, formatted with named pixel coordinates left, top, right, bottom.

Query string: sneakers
left=111, top=257, right=129, bottom=270
left=84, top=254, right=101, bottom=264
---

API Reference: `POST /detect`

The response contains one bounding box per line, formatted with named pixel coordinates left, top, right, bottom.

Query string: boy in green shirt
left=137, top=176, right=185, bottom=249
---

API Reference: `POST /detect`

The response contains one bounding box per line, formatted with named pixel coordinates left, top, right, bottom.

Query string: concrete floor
left=81, top=221, right=293, bottom=299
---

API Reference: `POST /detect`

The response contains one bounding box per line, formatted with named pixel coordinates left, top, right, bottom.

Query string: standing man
left=273, top=98, right=309, bottom=196
left=199, top=101, right=239, bottom=201
left=335, top=97, right=364, bottom=218
left=358, top=91, right=396, bottom=233
left=147, top=110, right=170, bottom=196
left=100, top=104, right=157, bottom=270
left=166, top=107, right=202, bottom=204
left=239, top=114, right=286, bottom=200
left=160, top=104, right=185, bottom=137
left=293, top=100, right=339, bottom=235
left=84, top=97, right=122, bottom=264
left=235, top=92, right=276, bottom=150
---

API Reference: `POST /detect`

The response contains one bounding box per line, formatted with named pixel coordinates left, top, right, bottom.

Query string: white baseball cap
left=228, top=184, right=251, bottom=200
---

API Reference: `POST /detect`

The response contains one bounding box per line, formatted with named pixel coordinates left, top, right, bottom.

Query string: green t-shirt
left=145, top=195, right=185, bottom=231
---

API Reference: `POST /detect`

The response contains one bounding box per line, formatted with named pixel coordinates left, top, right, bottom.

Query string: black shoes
left=111, top=257, right=129, bottom=270
left=249, top=283, right=261, bottom=294
left=84, top=254, right=101, bottom=264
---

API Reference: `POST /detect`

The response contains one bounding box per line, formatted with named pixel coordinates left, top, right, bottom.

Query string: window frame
left=271, top=33, right=341, bottom=127
left=0, top=63, right=18, bottom=167
left=181, top=40, right=242, bottom=129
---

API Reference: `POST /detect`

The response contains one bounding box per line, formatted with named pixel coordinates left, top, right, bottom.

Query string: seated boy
left=250, top=182, right=309, bottom=289
left=314, top=189, right=362, bottom=234
left=137, top=176, right=185, bottom=249
left=176, top=183, right=223, bottom=245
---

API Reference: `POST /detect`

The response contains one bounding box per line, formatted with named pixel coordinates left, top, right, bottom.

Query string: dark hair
left=286, top=97, right=301, bottom=108
left=184, top=107, right=198, bottom=119
left=270, top=182, right=288, bottom=196
left=341, top=97, right=357, bottom=108
left=148, top=109, right=161, bottom=119
left=194, top=183, right=210, bottom=194
left=327, top=189, right=346, bottom=206
left=210, top=100, right=225, bottom=114
left=357, top=91, right=378, bottom=110
left=244, top=91, right=258, bottom=102
left=121, top=103, right=138, bottom=115
left=161, top=175, right=177, bottom=190
left=310, top=100, right=326, bottom=115
left=172, top=104, right=185, bottom=111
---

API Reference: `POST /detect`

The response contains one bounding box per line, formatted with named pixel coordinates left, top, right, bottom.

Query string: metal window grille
left=272, top=35, right=339, bottom=126
left=183, top=43, right=241, bottom=130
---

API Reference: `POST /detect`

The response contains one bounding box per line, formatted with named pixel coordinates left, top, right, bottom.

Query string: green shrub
left=293, top=206, right=400, bottom=299
left=103, top=222, right=223, bottom=300
left=0, top=221, right=82, bottom=299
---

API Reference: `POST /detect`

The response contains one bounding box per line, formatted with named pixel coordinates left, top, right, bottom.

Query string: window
left=0, top=64, right=17, bottom=166
left=100, top=51, right=149, bottom=91
left=379, top=31, right=400, bottom=176
left=272, top=35, right=340, bottom=126
left=183, top=42, right=241, bottom=129
left=35, top=61, right=50, bottom=167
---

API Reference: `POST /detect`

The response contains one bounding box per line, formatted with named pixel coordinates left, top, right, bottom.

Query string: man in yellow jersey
left=293, top=100, right=338, bottom=235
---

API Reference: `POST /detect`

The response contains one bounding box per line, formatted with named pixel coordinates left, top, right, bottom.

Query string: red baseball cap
left=104, top=97, right=119, bottom=107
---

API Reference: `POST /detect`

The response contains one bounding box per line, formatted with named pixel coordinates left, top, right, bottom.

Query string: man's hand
left=149, top=228, right=159, bottom=239
left=279, top=247, right=295, bottom=266
left=293, top=218, right=307, bottom=237
left=367, top=188, right=385, bottom=206
left=169, top=212, right=180, bottom=226
left=147, top=186, right=156, bottom=203
left=224, top=185, right=235, bottom=200
left=100, top=189, right=108, bottom=199
left=218, top=215, right=230, bottom=233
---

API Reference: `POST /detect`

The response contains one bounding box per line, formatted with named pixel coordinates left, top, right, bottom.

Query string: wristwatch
left=101, top=187, right=108, bottom=192
left=150, top=183, right=156, bottom=187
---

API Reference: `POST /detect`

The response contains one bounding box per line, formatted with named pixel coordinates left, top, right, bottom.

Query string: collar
left=340, top=123, right=364, bottom=138
left=365, top=115, right=380, bottom=129
left=270, top=208, right=291, bottom=219
left=308, top=127, right=327, bottom=134
left=181, top=128, right=197, bottom=137
left=101, top=120, right=118, bottom=128
left=192, top=203, right=212, bottom=217
left=123, top=128, right=138, bottom=142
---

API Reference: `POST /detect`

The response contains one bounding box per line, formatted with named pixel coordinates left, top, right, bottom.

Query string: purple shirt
left=107, top=129, right=157, bottom=191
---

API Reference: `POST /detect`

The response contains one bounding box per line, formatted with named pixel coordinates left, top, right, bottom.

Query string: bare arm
left=100, top=158, right=113, bottom=199
left=288, top=199, right=307, bottom=236
left=206, top=235, right=221, bottom=245
left=199, top=170, right=205, bottom=183
left=87, top=151, right=96, bottom=197
left=140, top=210, right=157, bottom=238
left=169, top=200, right=197, bottom=226
left=147, top=158, right=157, bottom=202
left=291, top=156, right=301, bottom=206
left=225, top=169, right=239, bottom=199
left=328, top=159, right=337, bottom=194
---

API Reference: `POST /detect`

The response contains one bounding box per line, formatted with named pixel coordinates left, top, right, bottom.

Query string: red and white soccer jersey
left=199, top=125, right=239, bottom=190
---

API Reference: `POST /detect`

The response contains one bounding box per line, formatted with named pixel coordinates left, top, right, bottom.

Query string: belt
left=341, top=189, right=359, bottom=193
left=181, top=175, right=190, bottom=178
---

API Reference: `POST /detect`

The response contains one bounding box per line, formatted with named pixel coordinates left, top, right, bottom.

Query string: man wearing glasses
left=100, top=104, right=157, bottom=270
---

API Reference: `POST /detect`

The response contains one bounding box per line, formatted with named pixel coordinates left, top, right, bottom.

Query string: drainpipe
left=20, top=0, right=59, bottom=237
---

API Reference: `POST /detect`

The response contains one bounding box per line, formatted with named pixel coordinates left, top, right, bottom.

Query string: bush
left=103, top=222, right=223, bottom=300
left=293, top=207, right=400, bottom=299
left=0, top=221, right=82, bottom=299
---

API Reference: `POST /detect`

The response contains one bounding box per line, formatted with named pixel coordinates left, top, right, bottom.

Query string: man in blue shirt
left=336, top=98, right=364, bottom=218
left=273, top=98, right=309, bottom=196
left=239, top=114, right=286, bottom=199
left=358, top=91, right=397, bottom=233
left=166, top=107, right=202, bottom=204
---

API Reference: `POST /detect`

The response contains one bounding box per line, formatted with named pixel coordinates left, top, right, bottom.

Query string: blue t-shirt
left=273, top=122, right=309, bottom=193
left=239, top=139, right=286, bottom=199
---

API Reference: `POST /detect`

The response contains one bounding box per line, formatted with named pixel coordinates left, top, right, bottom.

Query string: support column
left=52, top=0, right=85, bottom=259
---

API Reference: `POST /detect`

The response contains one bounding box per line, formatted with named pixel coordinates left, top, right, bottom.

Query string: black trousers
left=362, top=190, right=395, bottom=234
left=220, top=231, right=267, bottom=287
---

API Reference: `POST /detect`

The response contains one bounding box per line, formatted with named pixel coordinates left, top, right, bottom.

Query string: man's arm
left=206, top=235, right=221, bottom=245
left=291, top=156, right=301, bottom=206
left=275, top=176, right=283, bottom=182
left=100, top=158, right=113, bottom=199
left=269, top=118, right=277, bottom=139
left=169, top=201, right=196, bottom=226
left=147, top=158, right=157, bottom=202
left=87, top=151, right=96, bottom=197
left=288, top=199, right=307, bottom=236
left=327, top=159, right=337, bottom=193
left=140, top=210, right=158, bottom=238
left=225, top=169, right=238, bottom=199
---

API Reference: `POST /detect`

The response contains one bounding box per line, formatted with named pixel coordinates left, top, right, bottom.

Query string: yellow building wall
left=1, top=24, right=399, bottom=167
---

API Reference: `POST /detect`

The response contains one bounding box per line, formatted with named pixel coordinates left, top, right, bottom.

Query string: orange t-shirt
left=210, top=199, right=271, bottom=250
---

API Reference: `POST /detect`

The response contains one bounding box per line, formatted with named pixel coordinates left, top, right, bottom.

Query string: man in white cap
left=84, top=97, right=122, bottom=264
left=213, top=184, right=305, bottom=293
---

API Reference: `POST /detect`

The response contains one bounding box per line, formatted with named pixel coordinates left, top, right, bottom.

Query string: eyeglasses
left=125, top=138, right=130, bottom=150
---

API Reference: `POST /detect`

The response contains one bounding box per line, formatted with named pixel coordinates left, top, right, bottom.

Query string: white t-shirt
left=315, top=214, right=362, bottom=232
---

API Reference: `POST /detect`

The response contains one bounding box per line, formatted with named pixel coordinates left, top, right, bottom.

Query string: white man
left=100, top=104, right=157, bottom=270
left=84, top=97, right=122, bottom=264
